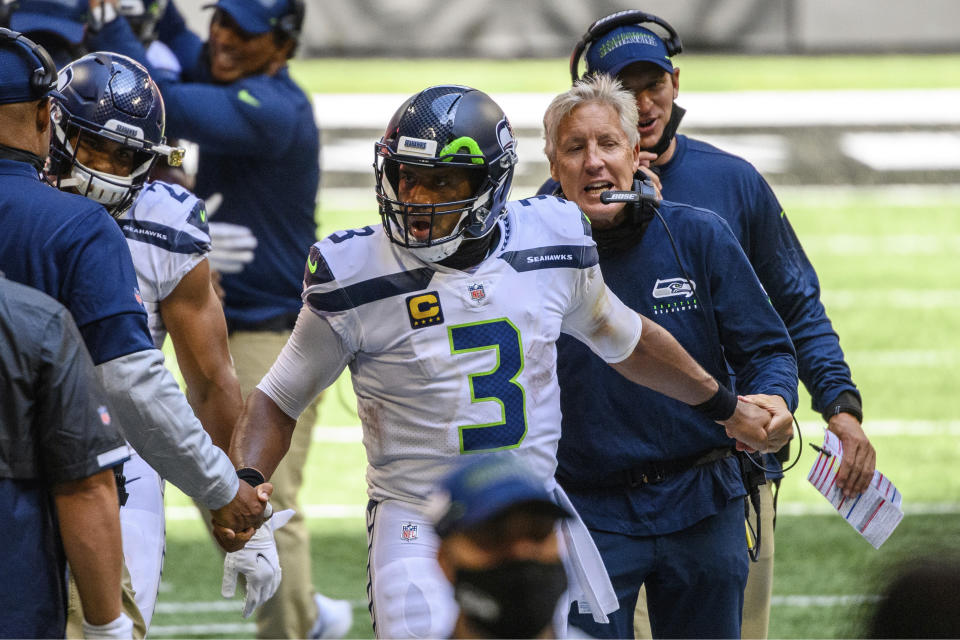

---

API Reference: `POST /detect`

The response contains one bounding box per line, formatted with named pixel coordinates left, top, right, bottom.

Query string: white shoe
left=308, top=593, right=354, bottom=639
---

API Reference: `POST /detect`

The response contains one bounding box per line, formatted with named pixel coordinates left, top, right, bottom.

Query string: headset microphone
left=599, top=179, right=659, bottom=206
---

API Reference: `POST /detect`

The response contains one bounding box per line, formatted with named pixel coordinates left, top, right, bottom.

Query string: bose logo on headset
left=0, top=27, right=58, bottom=99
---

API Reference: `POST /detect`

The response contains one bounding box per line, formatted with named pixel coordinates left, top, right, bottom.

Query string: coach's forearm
left=611, top=315, right=718, bottom=405
left=53, top=469, right=123, bottom=626
left=230, top=388, right=298, bottom=480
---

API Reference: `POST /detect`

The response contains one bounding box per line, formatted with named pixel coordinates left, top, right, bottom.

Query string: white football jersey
left=118, top=181, right=210, bottom=348
left=295, top=195, right=642, bottom=503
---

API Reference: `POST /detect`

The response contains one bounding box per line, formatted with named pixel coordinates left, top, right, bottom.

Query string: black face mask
left=454, top=559, right=567, bottom=639
left=643, top=102, right=686, bottom=158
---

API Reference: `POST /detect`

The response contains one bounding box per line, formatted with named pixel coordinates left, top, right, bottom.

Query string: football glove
left=221, top=508, right=295, bottom=618
left=207, top=221, right=258, bottom=274
left=82, top=612, right=134, bottom=639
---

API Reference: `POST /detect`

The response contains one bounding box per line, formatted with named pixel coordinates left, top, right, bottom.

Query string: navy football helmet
left=48, top=52, right=181, bottom=217
left=118, top=0, right=168, bottom=45
left=374, top=85, right=517, bottom=262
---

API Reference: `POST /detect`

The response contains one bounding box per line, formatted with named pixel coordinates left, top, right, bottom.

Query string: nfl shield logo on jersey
left=467, top=282, right=486, bottom=304
left=401, top=522, right=419, bottom=542
left=98, top=405, right=111, bottom=426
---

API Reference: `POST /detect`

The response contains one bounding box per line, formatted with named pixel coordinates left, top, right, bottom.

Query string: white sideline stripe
left=778, top=502, right=960, bottom=516
left=166, top=501, right=960, bottom=521
left=154, top=599, right=368, bottom=614
left=313, top=90, right=960, bottom=129
left=149, top=623, right=254, bottom=635
left=772, top=595, right=882, bottom=607
left=309, top=420, right=960, bottom=442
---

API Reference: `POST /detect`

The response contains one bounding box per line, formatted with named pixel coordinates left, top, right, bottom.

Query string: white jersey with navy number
left=263, top=195, right=642, bottom=504
left=118, top=180, right=210, bottom=348
left=112, top=179, right=209, bottom=630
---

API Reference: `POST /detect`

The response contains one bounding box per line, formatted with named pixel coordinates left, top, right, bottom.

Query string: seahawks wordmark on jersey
left=118, top=180, right=210, bottom=348
left=299, top=195, right=642, bottom=503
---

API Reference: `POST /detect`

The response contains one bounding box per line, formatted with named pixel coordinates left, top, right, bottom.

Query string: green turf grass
left=289, top=54, right=960, bottom=94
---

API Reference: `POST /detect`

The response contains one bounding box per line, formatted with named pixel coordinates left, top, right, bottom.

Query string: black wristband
left=236, top=467, right=265, bottom=487
left=822, top=390, right=863, bottom=424
left=692, top=383, right=738, bottom=421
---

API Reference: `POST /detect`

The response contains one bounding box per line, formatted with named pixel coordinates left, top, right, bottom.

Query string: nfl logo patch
left=401, top=522, right=418, bottom=541
left=467, top=282, right=485, bottom=302
left=98, top=405, right=111, bottom=426
left=134, top=288, right=143, bottom=306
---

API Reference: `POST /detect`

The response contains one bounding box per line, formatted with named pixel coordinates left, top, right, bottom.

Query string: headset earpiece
left=277, top=0, right=304, bottom=41
left=569, top=9, right=683, bottom=83
left=0, top=27, right=58, bottom=98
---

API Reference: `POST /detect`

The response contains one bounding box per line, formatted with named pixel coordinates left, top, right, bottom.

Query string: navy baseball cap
left=429, top=457, right=571, bottom=538
left=205, top=0, right=292, bottom=35
left=586, top=25, right=674, bottom=77
left=10, top=0, right=87, bottom=45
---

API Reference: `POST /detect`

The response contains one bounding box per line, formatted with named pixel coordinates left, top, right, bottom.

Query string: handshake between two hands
left=721, top=393, right=794, bottom=454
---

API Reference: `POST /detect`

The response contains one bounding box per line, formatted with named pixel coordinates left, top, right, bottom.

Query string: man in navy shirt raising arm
left=544, top=74, right=798, bottom=639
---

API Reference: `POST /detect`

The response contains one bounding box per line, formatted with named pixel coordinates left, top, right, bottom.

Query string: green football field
left=154, top=56, right=960, bottom=638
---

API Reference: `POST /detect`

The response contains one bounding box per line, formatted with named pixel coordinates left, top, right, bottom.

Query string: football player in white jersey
left=226, top=85, right=785, bottom=639
left=48, top=52, right=281, bottom=632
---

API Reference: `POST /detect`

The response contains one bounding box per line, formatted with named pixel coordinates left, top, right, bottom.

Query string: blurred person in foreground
left=427, top=457, right=574, bottom=639
left=85, top=1, right=349, bottom=637
left=225, top=83, right=782, bottom=639
left=47, top=50, right=290, bottom=632
left=540, top=10, right=877, bottom=638
left=544, top=73, right=798, bottom=639
left=0, top=27, right=270, bottom=636
left=0, top=276, right=131, bottom=639
left=865, top=555, right=960, bottom=638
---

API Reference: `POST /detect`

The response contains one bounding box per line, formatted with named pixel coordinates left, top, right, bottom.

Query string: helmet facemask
left=375, top=149, right=498, bottom=263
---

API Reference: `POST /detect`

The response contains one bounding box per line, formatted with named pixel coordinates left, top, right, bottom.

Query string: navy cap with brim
left=585, top=25, right=674, bottom=78
left=431, top=457, right=572, bottom=538
left=205, top=0, right=275, bottom=35
left=11, top=11, right=85, bottom=44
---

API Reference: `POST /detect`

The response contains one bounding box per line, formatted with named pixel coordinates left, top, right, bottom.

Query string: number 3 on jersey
left=448, top=318, right=528, bottom=454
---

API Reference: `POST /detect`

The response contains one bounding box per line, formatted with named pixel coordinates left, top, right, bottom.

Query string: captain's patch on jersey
left=406, top=291, right=444, bottom=329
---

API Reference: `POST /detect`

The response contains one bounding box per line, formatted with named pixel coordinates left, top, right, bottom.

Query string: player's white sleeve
left=560, top=264, right=643, bottom=363
left=95, top=349, right=239, bottom=509
left=256, top=305, right=353, bottom=420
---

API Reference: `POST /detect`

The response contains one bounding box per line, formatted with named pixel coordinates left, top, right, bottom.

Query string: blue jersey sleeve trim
left=501, top=244, right=599, bottom=272
left=306, top=267, right=435, bottom=313
left=78, top=312, right=154, bottom=365
left=119, top=219, right=210, bottom=255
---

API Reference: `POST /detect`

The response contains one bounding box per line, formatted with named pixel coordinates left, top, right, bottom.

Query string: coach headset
left=568, top=9, right=683, bottom=83
left=277, top=0, right=305, bottom=56
left=0, top=28, right=58, bottom=171
left=0, top=27, right=58, bottom=98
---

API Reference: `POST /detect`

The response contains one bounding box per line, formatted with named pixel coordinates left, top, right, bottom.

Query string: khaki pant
left=633, top=482, right=776, bottom=639
left=65, top=562, right=146, bottom=639
left=229, top=330, right=321, bottom=639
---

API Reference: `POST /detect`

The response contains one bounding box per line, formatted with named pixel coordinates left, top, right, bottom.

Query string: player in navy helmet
left=48, top=51, right=180, bottom=216
left=375, top=85, right=517, bottom=263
